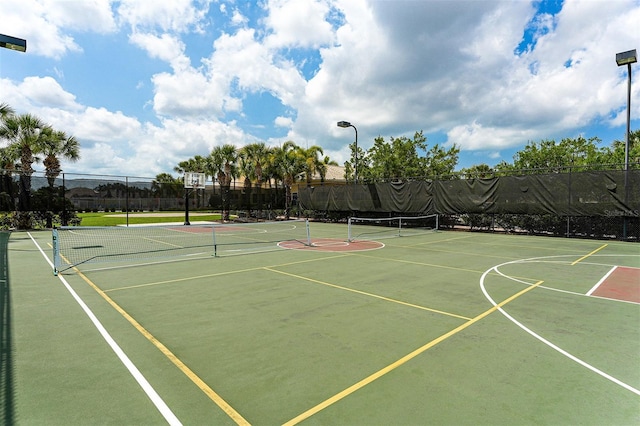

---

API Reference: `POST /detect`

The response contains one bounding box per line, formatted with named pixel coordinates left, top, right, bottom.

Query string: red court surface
left=279, top=238, right=384, bottom=252
left=591, top=266, right=640, bottom=303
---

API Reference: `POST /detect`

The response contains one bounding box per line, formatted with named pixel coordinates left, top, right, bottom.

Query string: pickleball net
left=347, top=215, right=439, bottom=242
left=53, top=219, right=311, bottom=274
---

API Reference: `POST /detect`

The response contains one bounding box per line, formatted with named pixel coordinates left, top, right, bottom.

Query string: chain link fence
left=2, top=169, right=638, bottom=241
left=0, top=170, right=288, bottom=229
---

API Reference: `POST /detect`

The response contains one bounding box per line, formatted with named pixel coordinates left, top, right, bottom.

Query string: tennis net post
left=53, top=227, right=60, bottom=275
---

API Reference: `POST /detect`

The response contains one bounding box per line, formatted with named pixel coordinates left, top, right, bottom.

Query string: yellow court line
left=141, top=236, right=185, bottom=249
left=283, top=280, right=545, bottom=426
left=347, top=252, right=545, bottom=285
left=268, top=253, right=351, bottom=268
left=106, top=253, right=351, bottom=292
left=264, top=267, right=472, bottom=321
left=350, top=252, right=484, bottom=275
left=571, top=243, right=608, bottom=266
left=106, top=266, right=264, bottom=292
left=74, top=268, right=251, bottom=426
left=394, top=244, right=523, bottom=261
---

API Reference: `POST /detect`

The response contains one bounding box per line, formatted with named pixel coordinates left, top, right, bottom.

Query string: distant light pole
left=616, top=49, right=637, bottom=172
left=0, top=34, right=27, bottom=52
left=337, top=121, right=358, bottom=183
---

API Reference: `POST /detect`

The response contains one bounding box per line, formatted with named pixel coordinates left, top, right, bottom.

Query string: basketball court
left=4, top=221, right=639, bottom=425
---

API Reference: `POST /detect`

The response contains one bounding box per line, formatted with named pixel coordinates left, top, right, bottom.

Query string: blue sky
left=0, top=0, right=638, bottom=178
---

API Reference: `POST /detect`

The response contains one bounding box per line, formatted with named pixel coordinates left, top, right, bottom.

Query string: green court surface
left=4, top=222, right=640, bottom=425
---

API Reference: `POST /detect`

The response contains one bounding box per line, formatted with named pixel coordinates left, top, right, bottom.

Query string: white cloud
left=74, top=107, right=142, bottom=143
left=80, top=142, right=127, bottom=173
left=129, top=32, right=191, bottom=71
left=1, top=76, right=80, bottom=112
left=41, top=0, right=116, bottom=32
left=150, top=69, right=229, bottom=117
left=447, top=122, right=538, bottom=151
left=0, top=0, right=116, bottom=59
left=274, top=116, right=293, bottom=128
left=231, top=8, right=248, bottom=26
left=205, top=27, right=306, bottom=105
left=297, top=0, right=640, bottom=154
left=0, top=1, right=80, bottom=58
left=116, top=0, right=211, bottom=33
left=126, top=117, right=246, bottom=176
left=3, top=0, right=639, bottom=177
left=263, top=0, right=335, bottom=49
left=461, top=2, right=532, bottom=70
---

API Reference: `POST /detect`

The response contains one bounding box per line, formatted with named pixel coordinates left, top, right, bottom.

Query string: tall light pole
left=616, top=49, right=637, bottom=172
left=337, top=121, right=358, bottom=183
left=616, top=49, right=636, bottom=240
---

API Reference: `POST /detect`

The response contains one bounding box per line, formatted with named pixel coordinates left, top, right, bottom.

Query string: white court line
left=480, top=256, right=640, bottom=397
left=586, top=265, right=618, bottom=296
left=492, top=259, right=639, bottom=304
left=27, top=232, right=182, bottom=425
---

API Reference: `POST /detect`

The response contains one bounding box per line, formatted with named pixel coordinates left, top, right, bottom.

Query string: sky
left=0, top=0, right=638, bottom=178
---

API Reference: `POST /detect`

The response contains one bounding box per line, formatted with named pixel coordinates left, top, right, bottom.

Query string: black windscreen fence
left=299, top=170, right=639, bottom=217
left=299, top=181, right=435, bottom=213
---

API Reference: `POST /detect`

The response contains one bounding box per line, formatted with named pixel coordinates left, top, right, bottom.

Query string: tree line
left=0, top=103, right=80, bottom=228
left=160, top=141, right=338, bottom=220
left=165, top=129, right=637, bottom=218
left=462, top=132, right=639, bottom=178
left=1, top=100, right=637, bottom=227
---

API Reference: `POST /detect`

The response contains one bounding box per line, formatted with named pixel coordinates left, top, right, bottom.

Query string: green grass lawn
left=77, top=212, right=222, bottom=226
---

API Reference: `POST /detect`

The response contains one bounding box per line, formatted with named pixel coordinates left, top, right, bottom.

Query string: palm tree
left=210, top=144, right=237, bottom=221
left=271, top=141, right=304, bottom=219
left=41, top=129, right=80, bottom=227
left=297, top=145, right=325, bottom=187
left=237, top=152, right=254, bottom=214
left=318, top=155, right=338, bottom=185
left=239, top=142, right=269, bottom=218
left=174, top=155, right=208, bottom=175
left=0, top=103, right=14, bottom=119
left=263, top=146, right=282, bottom=212
left=42, top=129, right=80, bottom=184
left=0, top=113, right=50, bottom=228
left=206, top=149, right=224, bottom=213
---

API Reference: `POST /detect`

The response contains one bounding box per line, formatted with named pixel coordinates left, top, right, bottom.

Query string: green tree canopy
left=495, top=134, right=638, bottom=174
left=604, top=129, right=640, bottom=168
left=352, top=131, right=459, bottom=181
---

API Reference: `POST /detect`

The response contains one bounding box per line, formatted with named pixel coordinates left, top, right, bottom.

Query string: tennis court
left=5, top=219, right=640, bottom=425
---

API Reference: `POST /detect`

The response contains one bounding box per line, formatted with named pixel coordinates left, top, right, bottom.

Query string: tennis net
left=347, top=215, right=439, bottom=242
left=53, top=219, right=311, bottom=274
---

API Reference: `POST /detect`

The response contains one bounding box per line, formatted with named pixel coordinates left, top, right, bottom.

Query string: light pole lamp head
left=0, top=34, right=26, bottom=52
left=616, top=49, right=637, bottom=66
left=337, top=121, right=352, bottom=128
